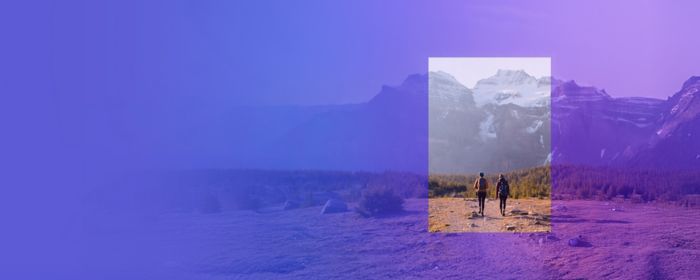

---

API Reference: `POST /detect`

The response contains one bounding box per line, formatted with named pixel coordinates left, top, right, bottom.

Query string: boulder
left=320, top=199, right=348, bottom=214
left=568, top=235, right=591, bottom=247
left=568, top=238, right=580, bottom=247
left=282, top=200, right=300, bottom=210
left=546, top=234, right=559, bottom=241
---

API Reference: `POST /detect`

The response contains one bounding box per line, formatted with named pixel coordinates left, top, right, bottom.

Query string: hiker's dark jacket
left=496, top=178, right=510, bottom=197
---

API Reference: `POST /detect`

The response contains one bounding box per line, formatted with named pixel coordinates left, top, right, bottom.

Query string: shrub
left=356, top=186, right=404, bottom=217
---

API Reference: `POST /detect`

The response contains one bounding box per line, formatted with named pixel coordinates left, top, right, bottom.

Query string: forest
left=429, top=165, right=700, bottom=203
left=134, top=164, right=700, bottom=214
left=429, top=166, right=551, bottom=199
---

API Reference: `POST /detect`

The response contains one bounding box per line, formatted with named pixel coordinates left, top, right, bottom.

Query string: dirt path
left=429, top=198, right=551, bottom=233
left=157, top=199, right=555, bottom=279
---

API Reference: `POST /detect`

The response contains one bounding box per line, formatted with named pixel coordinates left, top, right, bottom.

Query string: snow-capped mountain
left=431, top=69, right=700, bottom=172
left=229, top=71, right=700, bottom=173
left=551, top=80, right=666, bottom=166
left=429, top=70, right=550, bottom=173
left=429, top=71, right=476, bottom=110
left=552, top=76, right=700, bottom=170
left=626, top=76, right=700, bottom=169
left=656, top=76, right=700, bottom=138
left=472, top=69, right=550, bottom=107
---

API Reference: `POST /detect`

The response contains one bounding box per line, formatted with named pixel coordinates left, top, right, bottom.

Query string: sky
left=429, top=57, right=551, bottom=88
left=149, top=0, right=699, bottom=105
left=18, top=0, right=695, bottom=109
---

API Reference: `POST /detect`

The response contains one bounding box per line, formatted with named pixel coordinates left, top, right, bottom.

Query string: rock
left=469, top=223, right=478, bottom=228
left=469, top=211, right=480, bottom=219
left=283, top=200, right=300, bottom=210
left=510, top=209, right=524, bottom=215
left=320, top=199, right=348, bottom=214
left=568, top=235, right=591, bottom=247
left=505, top=225, right=516, bottom=231
left=568, top=238, right=579, bottom=247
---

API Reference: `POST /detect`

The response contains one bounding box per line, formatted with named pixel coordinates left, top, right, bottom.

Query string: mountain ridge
left=237, top=72, right=700, bottom=172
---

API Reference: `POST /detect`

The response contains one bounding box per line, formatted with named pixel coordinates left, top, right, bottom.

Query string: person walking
left=473, top=172, right=489, bottom=216
left=496, top=174, right=510, bottom=216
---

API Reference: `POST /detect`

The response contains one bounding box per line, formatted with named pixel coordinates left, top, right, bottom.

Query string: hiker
left=473, top=172, right=489, bottom=216
left=496, top=174, right=510, bottom=216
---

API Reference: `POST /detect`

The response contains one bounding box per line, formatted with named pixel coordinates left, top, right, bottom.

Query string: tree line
left=429, top=166, right=551, bottom=199
left=429, top=165, right=700, bottom=202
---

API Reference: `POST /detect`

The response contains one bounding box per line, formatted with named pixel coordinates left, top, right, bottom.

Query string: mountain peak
left=681, top=76, right=700, bottom=90
left=475, top=69, right=538, bottom=88
left=402, top=73, right=428, bottom=86
left=471, top=70, right=548, bottom=107
left=429, top=71, right=460, bottom=84
left=553, top=80, right=611, bottom=100
left=380, top=73, right=428, bottom=96
left=495, top=69, right=529, bottom=77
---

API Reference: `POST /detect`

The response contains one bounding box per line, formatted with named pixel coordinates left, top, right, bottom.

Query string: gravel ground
left=155, top=199, right=699, bottom=279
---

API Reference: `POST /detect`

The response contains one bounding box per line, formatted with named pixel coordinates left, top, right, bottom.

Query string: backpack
left=477, top=177, right=488, bottom=192
left=498, top=179, right=509, bottom=196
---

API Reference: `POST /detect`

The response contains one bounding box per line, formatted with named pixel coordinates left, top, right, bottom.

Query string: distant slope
left=225, top=73, right=700, bottom=172
left=429, top=70, right=551, bottom=174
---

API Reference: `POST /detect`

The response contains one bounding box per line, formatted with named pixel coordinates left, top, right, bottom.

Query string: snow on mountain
left=429, top=70, right=550, bottom=173
left=550, top=79, right=666, bottom=166
left=427, top=70, right=699, bottom=170
left=627, top=76, right=700, bottom=169
left=428, top=71, right=476, bottom=112
left=248, top=70, right=700, bottom=172
left=478, top=113, right=497, bottom=141
left=656, top=76, right=700, bottom=138
left=472, top=69, right=550, bottom=107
